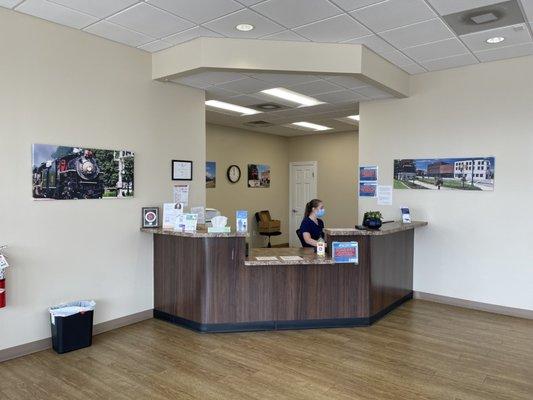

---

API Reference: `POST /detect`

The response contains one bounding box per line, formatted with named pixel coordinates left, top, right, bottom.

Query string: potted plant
left=363, top=211, right=383, bottom=230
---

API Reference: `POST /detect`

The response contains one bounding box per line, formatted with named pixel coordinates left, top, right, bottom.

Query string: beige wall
left=0, top=9, right=206, bottom=350
left=289, top=132, right=359, bottom=228
left=207, top=124, right=359, bottom=246
left=359, top=55, right=533, bottom=311
left=206, top=124, right=289, bottom=246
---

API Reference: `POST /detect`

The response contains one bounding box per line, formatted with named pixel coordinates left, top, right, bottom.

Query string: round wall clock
left=227, top=165, right=241, bottom=183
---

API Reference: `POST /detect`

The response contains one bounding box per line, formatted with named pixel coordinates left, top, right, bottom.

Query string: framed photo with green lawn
left=394, top=157, right=495, bottom=191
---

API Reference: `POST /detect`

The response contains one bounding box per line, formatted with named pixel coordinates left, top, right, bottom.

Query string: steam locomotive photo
left=32, top=144, right=134, bottom=200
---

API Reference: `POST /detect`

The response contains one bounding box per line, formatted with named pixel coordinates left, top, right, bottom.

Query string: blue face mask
left=316, top=209, right=325, bottom=218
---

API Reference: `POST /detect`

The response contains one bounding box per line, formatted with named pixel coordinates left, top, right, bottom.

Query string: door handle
left=292, top=209, right=298, bottom=213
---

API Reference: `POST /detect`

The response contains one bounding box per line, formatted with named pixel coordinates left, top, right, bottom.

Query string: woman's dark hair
left=304, top=199, right=323, bottom=218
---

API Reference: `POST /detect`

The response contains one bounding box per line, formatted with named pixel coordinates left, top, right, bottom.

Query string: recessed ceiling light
left=261, top=88, right=324, bottom=107
left=236, top=23, right=254, bottom=32
left=205, top=100, right=261, bottom=116
left=347, top=114, right=360, bottom=121
left=291, top=122, right=332, bottom=131
left=486, top=36, right=505, bottom=44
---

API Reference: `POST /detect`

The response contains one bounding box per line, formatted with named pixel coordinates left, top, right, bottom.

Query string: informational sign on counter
left=332, top=242, right=359, bottom=264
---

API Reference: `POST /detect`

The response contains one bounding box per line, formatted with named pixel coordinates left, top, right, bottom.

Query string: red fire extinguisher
left=0, top=278, right=5, bottom=309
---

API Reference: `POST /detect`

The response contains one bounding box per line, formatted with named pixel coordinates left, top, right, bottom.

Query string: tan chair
left=255, top=211, right=281, bottom=248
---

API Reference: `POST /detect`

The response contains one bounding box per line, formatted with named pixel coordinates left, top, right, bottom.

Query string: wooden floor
left=1, top=300, right=532, bottom=400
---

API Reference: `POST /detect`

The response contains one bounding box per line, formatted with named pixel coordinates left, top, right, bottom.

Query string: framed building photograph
left=172, top=160, right=193, bottom=181
left=32, top=143, right=134, bottom=200
left=394, top=157, right=495, bottom=191
left=142, top=207, right=160, bottom=228
left=206, top=161, right=216, bottom=188
left=247, top=164, right=270, bottom=188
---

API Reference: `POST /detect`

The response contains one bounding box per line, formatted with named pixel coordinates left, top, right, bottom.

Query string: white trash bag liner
left=49, top=300, right=95, bottom=324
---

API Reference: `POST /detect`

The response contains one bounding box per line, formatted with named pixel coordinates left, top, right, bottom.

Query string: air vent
left=470, top=12, right=499, bottom=24
left=443, top=1, right=524, bottom=36
left=244, top=120, right=274, bottom=127
left=250, top=102, right=289, bottom=112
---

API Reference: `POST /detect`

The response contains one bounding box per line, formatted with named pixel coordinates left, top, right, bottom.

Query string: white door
left=289, top=161, right=318, bottom=247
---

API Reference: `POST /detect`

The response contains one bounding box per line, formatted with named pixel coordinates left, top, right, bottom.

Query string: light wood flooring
left=1, top=300, right=532, bottom=400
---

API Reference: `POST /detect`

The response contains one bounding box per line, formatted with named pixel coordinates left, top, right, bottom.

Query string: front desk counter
left=142, top=221, right=427, bottom=332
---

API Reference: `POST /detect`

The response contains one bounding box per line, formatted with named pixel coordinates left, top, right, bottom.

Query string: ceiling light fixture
left=291, top=121, right=332, bottom=131
left=486, top=36, right=505, bottom=44
left=205, top=100, right=261, bottom=116
left=347, top=114, right=360, bottom=121
left=236, top=23, right=254, bottom=32
left=261, top=87, right=324, bottom=107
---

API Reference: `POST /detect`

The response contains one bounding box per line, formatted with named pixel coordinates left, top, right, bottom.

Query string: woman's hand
left=302, top=232, right=318, bottom=247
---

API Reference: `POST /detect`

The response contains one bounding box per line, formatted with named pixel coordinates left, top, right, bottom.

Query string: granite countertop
left=245, top=247, right=336, bottom=266
left=141, top=227, right=248, bottom=238
left=325, top=221, right=427, bottom=237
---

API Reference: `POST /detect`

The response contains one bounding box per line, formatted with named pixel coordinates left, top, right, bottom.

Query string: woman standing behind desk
left=299, top=199, right=325, bottom=248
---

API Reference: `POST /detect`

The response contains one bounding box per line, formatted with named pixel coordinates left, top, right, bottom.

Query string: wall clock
left=227, top=165, right=241, bottom=183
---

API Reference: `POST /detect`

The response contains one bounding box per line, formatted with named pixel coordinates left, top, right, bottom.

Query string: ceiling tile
left=164, top=26, right=222, bottom=45
left=248, top=72, right=320, bottom=85
left=425, top=0, right=503, bottom=15
left=421, top=53, right=479, bottom=71
left=260, top=30, right=309, bottom=41
left=315, top=89, right=367, bottom=103
left=403, top=38, right=469, bottom=62
left=460, top=24, right=532, bottom=52
left=205, top=86, right=241, bottom=99
left=138, top=39, right=173, bottom=52
left=49, top=0, right=139, bottom=18
left=173, top=75, right=212, bottom=89
left=252, top=0, right=341, bottom=29
left=321, top=75, right=368, bottom=89
left=203, top=9, right=284, bottom=38
left=185, top=71, right=248, bottom=85
left=474, top=41, right=533, bottom=61
left=380, top=49, right=415, bottom=66
left=146, top=0, right=243, bottom=24
left=379, top=18, right=454, bottom=49
left=342, top=34, right=397, bottom=53
left=0, top=0, right=24, bottom=7
left=236, top=0, right=267, bottom=5
left=16, top=0, right=98, bottom=29
left=84, top=20, right=154, bottom=46
left=293, top=14, right=370, bottom=42
left=350, top=0, right=436, bottom=32
left=107, top=2, right=195, bottom=38
left=400, top=63, right=427, bottom=74
left=216, top=77, right=274, bottom=93
left=224, top=94, right=266, bottom=105
left=287, top=80, right=345, bottom=95
left=523, top=0, right=533, bottom=22
left=329, top=0, right=387, bottom=12
left=354, top=86, right=393, bottom=99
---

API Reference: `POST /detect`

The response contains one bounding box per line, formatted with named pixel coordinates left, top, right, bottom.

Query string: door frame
left=289, top=161, right=318, bottom=247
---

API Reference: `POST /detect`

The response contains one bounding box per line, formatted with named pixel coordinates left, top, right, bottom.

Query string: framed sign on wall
left=172, top=160, right=193, bottom=181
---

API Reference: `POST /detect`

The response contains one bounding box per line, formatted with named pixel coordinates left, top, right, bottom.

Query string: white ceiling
left=173, top=70, right=390, bottom=136
left=1, top=0, right=533, bottom=74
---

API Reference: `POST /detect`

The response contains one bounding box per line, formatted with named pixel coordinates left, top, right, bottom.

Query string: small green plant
left=364, top=211, right=383, bottom=220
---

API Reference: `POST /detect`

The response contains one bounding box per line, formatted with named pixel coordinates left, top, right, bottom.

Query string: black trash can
left=49, top=300, right=95, bottom=354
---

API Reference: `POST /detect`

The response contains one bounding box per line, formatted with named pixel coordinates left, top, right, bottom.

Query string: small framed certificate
left=172, top=160, right=193, bottom=181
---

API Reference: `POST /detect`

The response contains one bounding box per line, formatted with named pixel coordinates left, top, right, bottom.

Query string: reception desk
left=142, top=221, right=427, bottom=332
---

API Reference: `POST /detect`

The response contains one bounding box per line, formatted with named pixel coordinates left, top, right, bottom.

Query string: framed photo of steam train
left=32, top=143, right=135, bottom=200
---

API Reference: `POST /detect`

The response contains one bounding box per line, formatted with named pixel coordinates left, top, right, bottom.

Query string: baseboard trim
left=414, top=291, right=533, bottom=320
left=0, top=309, right=153, bottom=363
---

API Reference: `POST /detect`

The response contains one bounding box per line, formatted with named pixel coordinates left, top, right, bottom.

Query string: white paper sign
left=191, top=207, right=205, bottom=225
left=280, top=256, right=304, bottom=261
left=163, top=203, right=183, bottom=229
left=173, top=185, right=189, bottom=206
left=255, top=256, right=279, bottom=261
left=377, top=185, right=393, bottom=205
